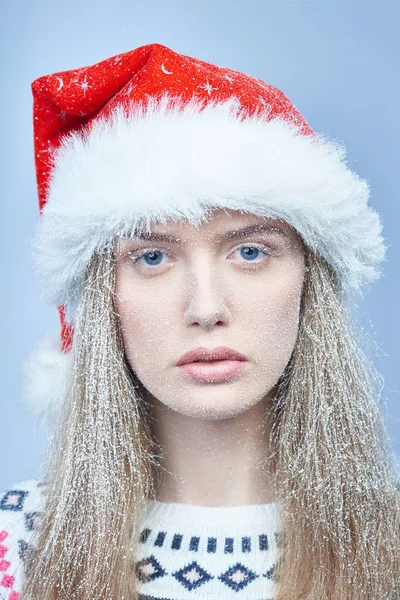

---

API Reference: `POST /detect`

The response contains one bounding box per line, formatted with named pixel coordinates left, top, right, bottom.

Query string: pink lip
left=178, top=360, right=247, bottom=383
left=176, top=346, right=247, bottom=383
left=176, top=346, right=247, bottom=366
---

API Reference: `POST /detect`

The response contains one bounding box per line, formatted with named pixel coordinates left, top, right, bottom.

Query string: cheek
left=114, top=274, right=176, bottom=368
left=243, top=266, right=304, bottom=370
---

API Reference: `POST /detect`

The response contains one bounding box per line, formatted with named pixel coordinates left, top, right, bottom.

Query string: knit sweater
left=0, top=479, right=281, bottom=599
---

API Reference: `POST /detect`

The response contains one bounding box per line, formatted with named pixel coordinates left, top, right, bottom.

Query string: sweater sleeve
left=0, top=479, right=45, bottom=599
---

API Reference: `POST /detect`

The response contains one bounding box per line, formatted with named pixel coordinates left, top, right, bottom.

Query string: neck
left=148, top=393, right=278, bottom=507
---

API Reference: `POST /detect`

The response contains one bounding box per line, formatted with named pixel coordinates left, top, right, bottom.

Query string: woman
left=0, top=42, right=399, bottom=599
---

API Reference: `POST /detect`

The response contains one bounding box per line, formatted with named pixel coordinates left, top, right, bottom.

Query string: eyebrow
left=133, top=223, right=289, bottom=244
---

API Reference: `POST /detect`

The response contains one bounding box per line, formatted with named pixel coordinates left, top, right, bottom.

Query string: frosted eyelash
left=127, top=243, right=275, bottom=265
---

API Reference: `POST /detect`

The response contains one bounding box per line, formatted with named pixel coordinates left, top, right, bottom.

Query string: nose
left=182, top=258, right=231, bottom=329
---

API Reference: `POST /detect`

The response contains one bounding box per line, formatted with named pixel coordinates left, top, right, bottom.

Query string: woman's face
left=114, top=209, right=305, bottom=420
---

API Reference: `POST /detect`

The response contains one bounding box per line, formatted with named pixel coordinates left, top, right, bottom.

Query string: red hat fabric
left=26, top=42, right=385, bottom=422
left=32, top=43, right=313, bottom=213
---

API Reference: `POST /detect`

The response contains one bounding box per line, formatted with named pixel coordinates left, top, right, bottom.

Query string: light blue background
left=1, top=1, right=399, bottom=490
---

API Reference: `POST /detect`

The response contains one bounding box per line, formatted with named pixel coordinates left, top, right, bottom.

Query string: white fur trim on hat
left=34, top=95, right=386, bottom=314
left=22, top=334, right=72, bottom=426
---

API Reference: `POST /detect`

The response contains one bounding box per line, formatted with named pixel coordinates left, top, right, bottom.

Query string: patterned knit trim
left=139, top=525, right=282, bottom=555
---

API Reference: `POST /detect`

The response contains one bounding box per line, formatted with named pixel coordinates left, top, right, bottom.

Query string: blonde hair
left=23, top=241, right=400, bottom=599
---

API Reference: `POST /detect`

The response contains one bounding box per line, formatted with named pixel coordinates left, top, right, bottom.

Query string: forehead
left=141, top=209, right=296, bottom=241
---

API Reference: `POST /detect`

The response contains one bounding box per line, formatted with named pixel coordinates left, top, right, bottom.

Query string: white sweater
left=0, top=480, right=281, bottom=599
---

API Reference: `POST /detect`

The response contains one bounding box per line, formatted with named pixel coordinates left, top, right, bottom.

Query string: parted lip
left=176, top=346, right=247, bottom=366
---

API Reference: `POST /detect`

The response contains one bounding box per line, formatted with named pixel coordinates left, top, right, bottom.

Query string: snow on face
left=114, top=209, right=305, bottom=421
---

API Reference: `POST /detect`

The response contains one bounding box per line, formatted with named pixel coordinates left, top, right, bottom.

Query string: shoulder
left=0, top=479, right=46, bottom=598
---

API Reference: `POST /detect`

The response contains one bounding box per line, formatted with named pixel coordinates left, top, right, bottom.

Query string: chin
left=166, top=391, right=267, bottom=421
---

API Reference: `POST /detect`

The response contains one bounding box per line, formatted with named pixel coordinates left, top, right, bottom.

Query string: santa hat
left=25, top=42, right=386, bottom=423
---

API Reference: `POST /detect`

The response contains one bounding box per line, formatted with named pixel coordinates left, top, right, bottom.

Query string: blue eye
left=128, top=244, right=271, bottom=268
left=139, top=250, right=164, bottom=266
left=238, top=247, right=264, bottom=261
left=128, top=249, right=168, bottom=267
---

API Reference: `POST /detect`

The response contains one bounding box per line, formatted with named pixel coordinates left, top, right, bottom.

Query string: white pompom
left=22, top=333, right=73, bottom=427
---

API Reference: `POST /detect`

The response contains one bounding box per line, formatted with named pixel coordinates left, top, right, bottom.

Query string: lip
left=176, top=346, right=247, bottom=366
left=178, top=360, right=247, bottom=383
left=176, top=346, right=248, bottom=383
